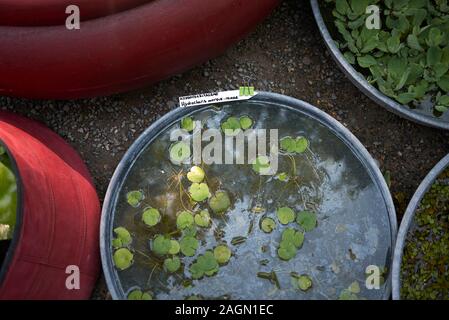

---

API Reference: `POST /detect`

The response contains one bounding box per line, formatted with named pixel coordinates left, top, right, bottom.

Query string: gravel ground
left=1, top=0, right=448, bottom=299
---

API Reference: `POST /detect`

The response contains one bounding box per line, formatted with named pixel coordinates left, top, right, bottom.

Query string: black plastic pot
left=310, top=0, right=449, bottom=130
left=100, top=92, right=397, bottom=300
left=392, top=154, right=449, bottom=300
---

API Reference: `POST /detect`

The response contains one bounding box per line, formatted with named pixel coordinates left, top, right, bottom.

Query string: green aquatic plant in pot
left=101, top=93, right=397, bottom=300
left=0, top=146, right=17, bottom=242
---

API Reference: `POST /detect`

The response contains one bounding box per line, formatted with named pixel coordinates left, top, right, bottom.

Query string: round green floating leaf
left=113, top=248, right=133, bottom=270
left=126, top=190, right=143, bottom=207
left=112, top=238, right=122, bottom=249
left=141, top=292, right=152, bottom=300
left=189, top=183, right=211, bottom=202
left=209, top=191, right=231, bottom=214
left=181, top=117, right=195, bottom=132
left=295, top=137, right=309, bottom=153
left=276, top=207, right=295, bottom=225
left=180, top=235, right=199, bottom=257
left=177, top=211, right=194, bottom=230
left=169, top=141, right=191, bottom=164
left=194, top=210, right=211, bottom=228
left=252, top=156, right=272, bottom=175
left=168, top=240, right=180, bottom=255
left=187, top=166, right=205, bottom=183
left=296, top=210, right=317, bottom=232
left=152, top=235, right=172, bottom=255
left=127, top=289, right=152, bottom=300
left=260, top=217, right=276, bottom=233
left=189, top=262, right=204, bottom=279
left=295, top=274, right=313, bottom=291
left=142, top=208, right=161, bottom=227
left=113, top=227, right=132, bottom=248
left=189, top=251, right=220, bottom=279
left=280, top=136, right=296, bottom=153
left=198, top=251, right=219, bottom=276
left=277, top=172, right=288, bottom=182
left=128, top=290, right=143, bottom=300
left=239, top=116, right=253, bottom=130
left=339, top=289, right=358, bottom=300
left=221, top=117, right=241, bottom=136
left=277, top=242, right=297, bottom=261
left=164, top=256, right=181, bottom=273
left=349, top=281, right=360, bottom=294
left=214, top=245, right=231, bottom=264
left=281, top=228, right=304, bottom=248
left=183, top=225, right=197, bottom=237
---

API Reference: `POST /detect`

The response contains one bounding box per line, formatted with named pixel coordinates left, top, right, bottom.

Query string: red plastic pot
left=0, top=0, right=279, bottom=99
left=0, top=0, right=151, bottom=26
left=0, top=111, right=100, bottom=300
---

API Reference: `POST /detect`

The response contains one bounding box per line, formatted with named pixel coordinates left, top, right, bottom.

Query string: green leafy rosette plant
left=325, top=0, right=449, bottom=113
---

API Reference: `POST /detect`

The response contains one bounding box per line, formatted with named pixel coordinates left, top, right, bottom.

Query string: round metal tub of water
left=101, top=92, right=397, bottom=300
left=392, top=154, right=449, bottom=300
left=310, top=0, right=449, bottom=130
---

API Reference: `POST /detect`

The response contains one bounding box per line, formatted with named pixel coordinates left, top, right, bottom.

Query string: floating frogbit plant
left=221, top=115, right=254, bottom=136
left=209, top=190, right=231, bottom=214
left=142, top=208, right=161, bottom=227
left=176, top=211, right=194, bottom=230
left=213, top=244, right=232, bottom=264
left=180, top=235, right=199, bottom=257
left=194, top=210, right=211, bottom=228
left=277, top=228, right=304, bottom=261
left=127, top=289, right=152, bottom=300
left=325, top=0, right=449, bottom=115
left=113, top=248, right=134, bottom=271
left=169, top=240, right=180, bottom=255
left=189, top=251, right=219, bottom=279
left=112, top=227, right=132, bottom=249
left=126, top=190, right=143, bottom=207
left=189, top=183, right=211, bottom=202
left=252, top=156, right=273, bottom=175
left=291, top=273, right=313, bottom=291
left=164, top=256, right=181, bottom=273
left=276, top=207, right=296, bottom=225
left=260, top=217, right=276, bottom=233
left=280, top=136, right=309, bottom=154
left=152, top=234, right=172, bottom=256
left=187, top=166, right=205, bottom=183
left=338, top=281, right=361, bottom=300
left=296, top=210, right=317, bottom=232
left=169, top=141, right=191, bottom=165
left=180, top=116, right=196, bottom=132
left=239, top=116, right=253, bottom=130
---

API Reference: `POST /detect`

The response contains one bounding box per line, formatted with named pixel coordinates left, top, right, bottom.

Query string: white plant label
left=179, top=88, right=257, bottom=108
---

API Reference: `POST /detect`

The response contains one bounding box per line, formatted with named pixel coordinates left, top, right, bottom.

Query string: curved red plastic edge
left=0, top=111, right=100, bottom=300
left=0, top=0, right=279, bottom=99
left=0, top=0, right=151, bottom=26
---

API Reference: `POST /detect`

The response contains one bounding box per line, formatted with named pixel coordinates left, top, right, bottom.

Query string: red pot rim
left=0, top=0, right=279, bottom=99
left=0, top=0, right=152, bottom=26
left=0, top=111, right=100, bottom=299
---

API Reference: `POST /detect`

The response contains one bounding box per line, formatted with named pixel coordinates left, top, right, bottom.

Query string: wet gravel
left=1, top=0, right=448, bottom=299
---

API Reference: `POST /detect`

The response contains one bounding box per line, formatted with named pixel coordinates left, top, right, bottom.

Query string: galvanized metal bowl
left=392, top=154, right=449, bottom=300
left=101, top=92, right=397, bottom=299
left=310, top=0, right=449, bottom=130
